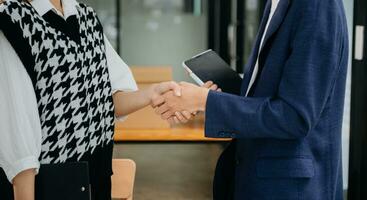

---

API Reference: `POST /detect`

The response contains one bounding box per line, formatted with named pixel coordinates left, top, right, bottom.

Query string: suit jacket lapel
left=241, top=0, right=291, bottom=96
left=240, top=1, right=272, bottom=95
left=259, top=0, right=291, bottom=52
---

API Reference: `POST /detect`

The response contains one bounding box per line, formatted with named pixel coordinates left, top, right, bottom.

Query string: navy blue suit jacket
left=204, top=0, right=349, bottom=199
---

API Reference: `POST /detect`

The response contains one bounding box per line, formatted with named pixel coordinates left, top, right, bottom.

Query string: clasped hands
left=150, top=81, right=220, bottom=124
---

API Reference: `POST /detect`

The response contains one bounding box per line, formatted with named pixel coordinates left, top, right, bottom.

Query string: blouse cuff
left=2, top=156, right=40, bottom=183
left=111, top=80, right=138, bottom=95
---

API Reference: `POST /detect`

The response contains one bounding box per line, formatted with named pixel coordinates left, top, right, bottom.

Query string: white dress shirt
left=0, top=0, right=137, bottom=182
left=246, top=0, right=280, bottom=96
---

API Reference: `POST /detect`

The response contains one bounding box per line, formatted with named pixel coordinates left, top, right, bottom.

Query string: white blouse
left=0, top=0, right=138, bottom=182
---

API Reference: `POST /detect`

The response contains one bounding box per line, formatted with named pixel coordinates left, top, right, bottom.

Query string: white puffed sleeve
left=105, top=35, right=138, bottom=94
left=0, top=31, right=42, bottom=183
left=104, top=35, right=138, bottom=121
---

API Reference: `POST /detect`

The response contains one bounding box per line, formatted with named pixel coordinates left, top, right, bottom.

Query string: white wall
left=119, top=2, right=208, bottom=82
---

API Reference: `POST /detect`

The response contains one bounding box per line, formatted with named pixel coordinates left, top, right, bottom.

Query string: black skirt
left=0, top=168, right=112, bottom=200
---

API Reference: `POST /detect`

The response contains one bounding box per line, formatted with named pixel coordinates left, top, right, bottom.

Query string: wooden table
left=114, top=115, right=231, bottom=142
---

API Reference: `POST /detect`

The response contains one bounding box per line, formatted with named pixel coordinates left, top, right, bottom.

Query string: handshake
left=149, top=81, right=220, bottom=124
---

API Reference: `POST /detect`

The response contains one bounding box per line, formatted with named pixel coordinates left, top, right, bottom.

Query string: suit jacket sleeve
left=205, top=4, right=345, bottom=139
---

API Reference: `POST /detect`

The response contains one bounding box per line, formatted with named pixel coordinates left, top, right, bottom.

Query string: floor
left=113, top=143, right=224, bottom=200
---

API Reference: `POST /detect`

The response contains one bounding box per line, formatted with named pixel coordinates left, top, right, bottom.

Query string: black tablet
left=183, top=50, right=243, bottom=95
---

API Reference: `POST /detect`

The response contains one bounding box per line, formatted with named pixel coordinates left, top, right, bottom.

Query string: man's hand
left=151, top=81, right=220, bottom=124
left=167, top=81, right=220, bottom=124
left=150, top=81, right=189, bottom=124
left=149, top=81, right=182, bottom=103
left=153, top=82, right=210, bottom=121
left=202, top=81, right=221, bottom=92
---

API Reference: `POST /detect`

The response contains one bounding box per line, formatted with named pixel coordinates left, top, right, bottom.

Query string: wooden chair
left=111, top=159, right=136, bottom=200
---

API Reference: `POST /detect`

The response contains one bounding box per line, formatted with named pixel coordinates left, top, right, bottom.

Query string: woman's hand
left=13, top=169, right=36, bottom=200
left=149, top=81, right=181, bottom=105
left=113, top=81, right=181, bottom=118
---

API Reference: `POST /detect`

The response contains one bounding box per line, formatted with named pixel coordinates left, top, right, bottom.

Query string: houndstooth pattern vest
left=0, top=0, right=115, bottom=164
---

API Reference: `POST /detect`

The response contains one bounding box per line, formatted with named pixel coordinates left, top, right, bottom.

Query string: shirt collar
left=30, top=0, right=78, bottom=19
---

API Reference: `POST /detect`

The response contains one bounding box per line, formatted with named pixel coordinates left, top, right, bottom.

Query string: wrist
left=147, top=83, right=158, bottom=103
left=197, top=87, right=209, bottom=111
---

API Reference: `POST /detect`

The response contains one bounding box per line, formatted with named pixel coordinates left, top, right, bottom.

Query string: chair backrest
left=111, top=159, right=136, bottom=200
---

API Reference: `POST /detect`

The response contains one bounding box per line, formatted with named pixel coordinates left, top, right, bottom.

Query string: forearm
left=13, top=169, right=36, bottom=200
left=205, top=91, right=310, bottom=139
left=113, top=84, right=155, bottom=117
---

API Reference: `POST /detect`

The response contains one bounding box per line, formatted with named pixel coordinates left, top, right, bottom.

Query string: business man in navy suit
left=153, top=0, right=349, bottom=199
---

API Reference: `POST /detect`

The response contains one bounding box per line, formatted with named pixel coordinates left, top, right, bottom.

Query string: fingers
left=203, top=81, right=219, bottom=91
left=155, top=103, right=170, bottom=116
left=167, top=116, right=181, bottom=125
left=181, top=111, right=192, bottom=120
left=153, top=81, right=199, bottom=123
left=209, top=84, right=218, bottom=91
left=151, top=95, right=165, bottom=108
left=161, top=110, right=174, bottom=120
left=163, top=110, right=194, bottom=124
left=155, top=102, right=175, bottom=120
left=203, top=81, right=214, bottom=88
left=167, top=117, right=175, bottom=125
left=164, top=110, right=196, bottom=125
left=173, top=116, right=180, bottom=124
left=175, top=112, right=188, bottom=123
left=157, top=81, right=181, bottom=96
